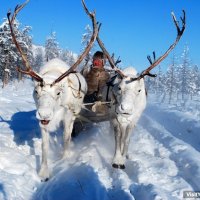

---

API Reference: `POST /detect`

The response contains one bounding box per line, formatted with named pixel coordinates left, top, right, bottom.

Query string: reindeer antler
left=96, top=34, right=126, bottom=78
left=137, top=10, right=186, bottom=80
left=7, top=0, right=44, bottom=83
left=51, top=0, right=100, bottom=86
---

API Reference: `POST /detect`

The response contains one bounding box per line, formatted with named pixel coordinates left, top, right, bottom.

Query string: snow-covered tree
left=18, top=25, right=33, bottom=80
left=21, top=26, right=33, bottom=62
left=45, top=31, right=61, bottom=61
left=0, top=18, right=33, bottom=85
left=196, top=65, right=200, bottom=94
left=165, top=55, right=178, bottom=103
left=188, top=64, right=200, bottom=99
left=80, top=24, right=95, bottom=68
left=60, top=49, right=76, bottom=66
left=177, top=45, right=191, bottom=102
left=145, top=65, right=164, bottom=97
left=32, top=48, right=44, bottom=72
left=154, top=65, right=165, bottom=96
left=0, top=19, right=16, bottom=83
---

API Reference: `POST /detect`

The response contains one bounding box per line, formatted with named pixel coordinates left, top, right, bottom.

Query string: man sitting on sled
left=82, top=51, right=110, bottom=111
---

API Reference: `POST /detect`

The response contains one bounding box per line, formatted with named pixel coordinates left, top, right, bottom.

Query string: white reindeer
left=8, top=0, right=99, bottom=181
left=85, top=10, right=186, bottom=169
left=32, top=59, right=88, bottom=180
left=107, top=67, right=147, bottom=169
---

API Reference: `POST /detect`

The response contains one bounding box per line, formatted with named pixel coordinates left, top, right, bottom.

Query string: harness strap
left=106, top=76, right=117, bottom=102
left=74, top=73, right=81, bottom=97
left=106, top=85, right=110, bottom=101
left=68, top=73, right=82, bottom=98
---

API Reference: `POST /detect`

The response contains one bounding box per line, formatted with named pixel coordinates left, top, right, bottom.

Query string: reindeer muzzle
left=40, top=120, right=50, bottom=125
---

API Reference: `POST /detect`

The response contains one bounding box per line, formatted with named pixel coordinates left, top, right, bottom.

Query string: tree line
left=1, top=16, right=199, bottom=103
left=146, top=46, right=200, bottom=105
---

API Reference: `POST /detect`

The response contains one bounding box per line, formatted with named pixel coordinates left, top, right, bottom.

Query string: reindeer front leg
left=38, top=126, right=50, bottom=181
left=122, top=124, right=134, bottom=159
left=62, top=110, right=75, bottom=159
left=111, top=118, right=125, bottom=169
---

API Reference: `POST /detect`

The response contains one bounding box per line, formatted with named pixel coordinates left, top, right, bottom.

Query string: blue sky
left=0, top=0, right=200, bottom=72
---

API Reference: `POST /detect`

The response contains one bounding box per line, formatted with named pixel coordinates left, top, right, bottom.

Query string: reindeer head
left=8, top=0, right=99, bottom=126
left=112, top=68, right=146, bottom=116
left=32, top=59, right=69, bottom=125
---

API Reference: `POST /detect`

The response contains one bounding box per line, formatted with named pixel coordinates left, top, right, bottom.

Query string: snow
left=0, top=80, right=200, bottom=200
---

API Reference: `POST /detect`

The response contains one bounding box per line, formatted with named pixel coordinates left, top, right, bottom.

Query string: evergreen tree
left=18, top=25, right=33, bottom=80
left=45, top=31, right=60, bottom=61
left=176, top=45, right=191, bottom=102
left=80, top=25, right=95, bottom=68
left=188, top=64, right=199, bottom=99
left=165, top=55, right=178, bottom=103
left=33, top=48, right=44, bottom=72
left=196, top=65, right=200, bottom=94
left=21, top=26, right=33, bottom=63
left=0, top=18, right=32, bottom=85
left=155, top=65, right=164, bottom=96
left=60, top=49, right=76, bottom=66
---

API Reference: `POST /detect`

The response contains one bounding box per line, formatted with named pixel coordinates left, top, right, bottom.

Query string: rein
left=68, top=73, right=82, bottom=98
left=83, top=101, right=112, bottom=106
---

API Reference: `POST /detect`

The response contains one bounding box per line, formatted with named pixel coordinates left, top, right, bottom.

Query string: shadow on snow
left=0, top=183, right=8, bottom=200
left=32, top=164, right=133, bottom=200
left=1, top=110, right=40, bottom=147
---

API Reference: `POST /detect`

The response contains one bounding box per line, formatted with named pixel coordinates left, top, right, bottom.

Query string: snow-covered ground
left=0, top=80, right=200, bottom=200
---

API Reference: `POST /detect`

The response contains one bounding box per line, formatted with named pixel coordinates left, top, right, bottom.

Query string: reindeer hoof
left=38, top=166, right=50, bottom=182
left=112, top=163, right=125, bottom=169
left=41, top=177, right=49, bottom=182
left=112, top=163, right=118, bottom=168
left=120, top=164, right=125, bottom=169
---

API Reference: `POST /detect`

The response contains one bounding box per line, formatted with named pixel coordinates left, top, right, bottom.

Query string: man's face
left=93, top=58, right=104, bottom=68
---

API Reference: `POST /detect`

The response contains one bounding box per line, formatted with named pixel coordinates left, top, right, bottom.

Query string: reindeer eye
left=138, top=89, right=141, bottom=93
left=118, top=87, right=121, bottom=90
left=35, top=90, right=38, bottom=94
left=57, top=92, right=61, bottom=96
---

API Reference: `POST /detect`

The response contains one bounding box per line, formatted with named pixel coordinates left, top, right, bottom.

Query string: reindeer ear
left=67, top=74, right=81, bottom=90
left=138, top=77, right=145, bottom=88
